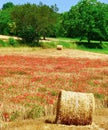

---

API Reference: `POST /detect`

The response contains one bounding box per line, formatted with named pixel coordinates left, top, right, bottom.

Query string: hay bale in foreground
left=57, top=45, right=63, bottom=50
left=55, top=90, right=95, bottom=125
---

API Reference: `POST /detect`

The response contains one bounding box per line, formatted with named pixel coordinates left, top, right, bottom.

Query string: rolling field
left=0, top=48, right=108, bottom=130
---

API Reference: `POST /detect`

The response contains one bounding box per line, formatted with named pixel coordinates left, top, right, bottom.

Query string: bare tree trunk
left=100, top=40, right=102, bottom=44
left=43, top=35, right=46, bottom=40
left=88, top=38, right=90, bottom=44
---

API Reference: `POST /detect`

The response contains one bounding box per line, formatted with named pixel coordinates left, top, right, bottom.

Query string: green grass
left=0, top=38, right=19, bottom=47
left=1, top=35, right=108, bottom=54
left=39, top=42, right=56, bottom=48
left=39, top=37, right=108, bottom=54
left=40, top=41, right=77, bottom=49
left=79, top=48, right=108, bottom=54
left=57, top=41, right=77, bottom=49
left=57, top=37, right=80, bottom=41
left=94, top=93, right=105, bottom=100
left=77, top=41, right=108, bottom=54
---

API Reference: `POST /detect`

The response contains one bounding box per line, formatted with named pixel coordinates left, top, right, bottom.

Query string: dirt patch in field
left=34, top=49, right=108, bottom=59
left=0, top=48, right=108, bottom=60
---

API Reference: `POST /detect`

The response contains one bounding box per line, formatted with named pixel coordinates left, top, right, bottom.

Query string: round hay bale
left=55, top=90, right=95, bottom=125
left=57, top=45, right=63, bottom=50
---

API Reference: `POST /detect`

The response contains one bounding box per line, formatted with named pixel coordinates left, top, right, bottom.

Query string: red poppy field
left=0, top=48, right=108, bottom=130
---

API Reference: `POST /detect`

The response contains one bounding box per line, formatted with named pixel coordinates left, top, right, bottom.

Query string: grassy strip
left=1, top=36, right=108, bottom=54
left=40, top=37, right=108, bottom=54
left=39, top=41, right=77, bottom=49
left=79, top=48, right=108, bottom=54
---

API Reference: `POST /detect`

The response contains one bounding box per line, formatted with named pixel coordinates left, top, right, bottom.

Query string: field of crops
left=0, top=49, right=108, bottom=123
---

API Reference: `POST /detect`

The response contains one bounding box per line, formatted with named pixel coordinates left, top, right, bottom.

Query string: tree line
left=60, top=0, right=108, bottom=44
left=0, top=0, right=108, bottom=46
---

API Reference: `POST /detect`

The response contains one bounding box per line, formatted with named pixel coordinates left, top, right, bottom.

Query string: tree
left=11, top=3, right=39, bottom=45
left=61, top=0, right=108, bottom=44
left=77, top=0, right=108, bottom=43
left=2, top=2, right=14, bottom=10
left=0, top=2, right=15, bottom=35
left=11, top=3, right=58, bottom=44
left=37, top=4, right=58, bottom=39
left=51, top=4, right=59, bottom=13
left=0, top=8, right=13, bottom=35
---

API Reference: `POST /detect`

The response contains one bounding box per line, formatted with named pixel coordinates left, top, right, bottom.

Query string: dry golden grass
left=0, top=47, right=108, bottom=130
left=2, top=109, right=108, bottom=130
left=0, top=47, right=108, bottom=60
left=0, top=35, right=21, bottom=41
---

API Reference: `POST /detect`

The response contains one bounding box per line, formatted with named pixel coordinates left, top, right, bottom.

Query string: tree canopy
left=0, top=1, right=108, bottom=46
left=2, top=2, right=14, bottom=10
left=10, top=3, right=58, bottom=45
left=61, top=0, right=108, bottom=43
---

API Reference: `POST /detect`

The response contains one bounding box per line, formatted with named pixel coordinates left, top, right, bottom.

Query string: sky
left=0, top=0, right=108, bottom=12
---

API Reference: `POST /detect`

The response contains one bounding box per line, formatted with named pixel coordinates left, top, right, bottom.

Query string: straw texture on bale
left=55, top=90, right=95, bottom=125
left=57, top=45, right=63, bottom=50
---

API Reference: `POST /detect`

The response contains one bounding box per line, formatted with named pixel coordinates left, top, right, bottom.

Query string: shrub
left=76, top=41, right=103, bottom=49
left=10, top=111, right=19, bottom=121
left=27, top=105, right=44, bottom=119
left=39, top=42, right=56, bottom=48
left=0, top=39, right=5, bottom=47
left=8, top=38, right=18, bottom=47
left=94, top=93, right=104, bottom=100
left=101, top=42, right=108, bottom=49
left=19, top=26, right=39, bottom=46
left=0, top=39, right=9, bottom=47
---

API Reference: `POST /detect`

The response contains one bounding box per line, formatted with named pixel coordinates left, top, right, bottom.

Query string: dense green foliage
left=0, top=2, right=58, bottom=46
left=10, top=3, right=58, bottom=46
left=0, top=8, right=13, bottom=35
left=2, top=2, right=14, bottom=10
left=0, top=0, right=108, bottom=47
left=60, top=0, right=108, bottom=44
left=0, top=38, right=19, bottom=47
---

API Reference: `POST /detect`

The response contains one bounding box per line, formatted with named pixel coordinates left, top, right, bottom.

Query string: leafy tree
left=51, top=4, right=59, bottom=13
left=0, top=8, right=13, bottom=35
left=59, top=12, right=73, bottom=37
left=8, top=22, right=16, bottom=35
left=37, top=4, right=58, bottom=39
left=53, top=14, right=63, bottom=37
left=0, top=2, right=15, bottom=35
left=11, top=3, right=39, bottom=45
left=77, top=0, right=107, bottom=43
left=19, top=25, right=39, bottom=46
left=61, top=0, right=108, bottom=44
left=11, top=3, right=58, bottom=44
left=2, top=2, right=14, bottom=10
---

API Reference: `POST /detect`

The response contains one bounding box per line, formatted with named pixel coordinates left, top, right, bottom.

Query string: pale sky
left=0, top=0, right=108, bottom=12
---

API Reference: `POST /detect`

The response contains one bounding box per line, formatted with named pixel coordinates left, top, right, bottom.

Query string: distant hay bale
left=55, top=90, right=95, bottom=125
left=57, top=45, right=63, bottom=50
